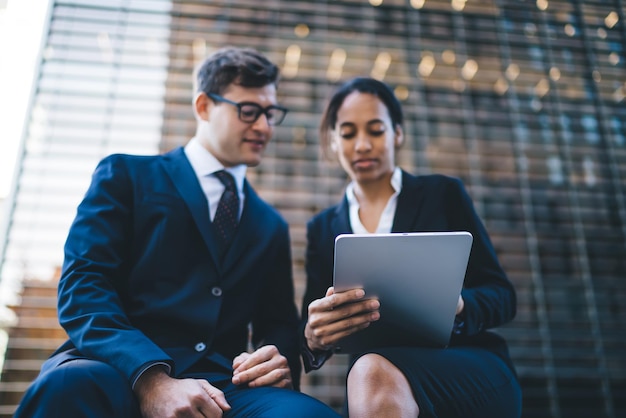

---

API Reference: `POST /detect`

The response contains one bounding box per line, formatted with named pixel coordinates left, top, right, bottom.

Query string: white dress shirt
left=346, top=167, right=402, bottom=234
left=184, top=137, right=246, bottom=220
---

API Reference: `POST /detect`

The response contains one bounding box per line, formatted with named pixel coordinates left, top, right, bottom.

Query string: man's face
left=197, top=83, right=278, bottom=167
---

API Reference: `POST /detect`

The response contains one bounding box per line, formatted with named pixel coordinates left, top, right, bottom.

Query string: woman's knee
left=348, top=354, right=404, bottom=389
left=347, top=354, right=418, bottom=416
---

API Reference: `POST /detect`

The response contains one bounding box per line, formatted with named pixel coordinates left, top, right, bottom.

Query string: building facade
left=0, top=1, right=625, bottom=416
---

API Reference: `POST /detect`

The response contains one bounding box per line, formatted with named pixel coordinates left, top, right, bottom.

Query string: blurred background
left=0, top=0, right=624, bottom=417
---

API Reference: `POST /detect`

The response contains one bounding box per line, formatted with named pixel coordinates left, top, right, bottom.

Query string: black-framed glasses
left=207, top=93, right=288, bottom=126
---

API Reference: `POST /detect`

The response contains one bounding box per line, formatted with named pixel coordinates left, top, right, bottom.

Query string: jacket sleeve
left=250, top=220, right=303, bottom=389
left=58, top=155, right=173, bottom=385
left=300, top=216, right=336, bottom=372
left=444, top=177, right=517, bottom=335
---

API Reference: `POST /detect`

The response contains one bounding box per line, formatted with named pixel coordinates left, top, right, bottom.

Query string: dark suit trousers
left=14, top=358, right=339, bottom=418
left=350, top=346, right=522, bottom=418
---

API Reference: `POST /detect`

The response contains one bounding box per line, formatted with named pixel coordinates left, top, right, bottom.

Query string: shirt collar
left=345, top=167, right=403, bottom=234
left=184, top=137, right=247, bottom=193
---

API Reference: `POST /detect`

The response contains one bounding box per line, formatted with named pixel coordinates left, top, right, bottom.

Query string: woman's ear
left=394, top=125, right=404, bottom=148
left=329, top=131, right=339, bottom=153
left=194, top=92, right=211, bottom=121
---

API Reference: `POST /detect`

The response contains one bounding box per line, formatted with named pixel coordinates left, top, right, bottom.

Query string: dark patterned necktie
left=213, top=170, right=239, bottom=257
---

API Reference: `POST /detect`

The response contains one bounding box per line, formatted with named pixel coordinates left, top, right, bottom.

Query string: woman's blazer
left=302, top=170, right=517, bottom=373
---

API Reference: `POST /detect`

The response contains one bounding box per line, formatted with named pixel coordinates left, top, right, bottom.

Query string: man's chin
left=244, top=155, right=263, bottom=167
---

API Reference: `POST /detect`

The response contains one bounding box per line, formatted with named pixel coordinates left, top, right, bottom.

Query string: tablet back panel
left=332, top=231, right=472, bottom=353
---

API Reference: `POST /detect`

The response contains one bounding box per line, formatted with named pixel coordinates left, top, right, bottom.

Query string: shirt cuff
left=131, top=362, right=172, bottom=390
left=301, top=340, right=333, bottom=372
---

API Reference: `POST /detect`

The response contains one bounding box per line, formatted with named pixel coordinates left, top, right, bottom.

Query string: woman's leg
left=347, top=353, right=419, bottom=418
left=359, top=346, right=522, bottom=418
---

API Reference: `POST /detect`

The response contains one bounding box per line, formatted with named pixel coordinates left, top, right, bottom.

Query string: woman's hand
left=456, top=294, right=464, bottom=315
left=304, top=286, right=380, bottom=352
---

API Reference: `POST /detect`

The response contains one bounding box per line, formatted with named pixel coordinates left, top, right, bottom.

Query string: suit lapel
left=331, top=171, right=425, bottom=235
left=391, top=170, right=425, bottom=233
left=161, top=148, right=222, bottom=269
left=331, top=196, right=353, bottom=235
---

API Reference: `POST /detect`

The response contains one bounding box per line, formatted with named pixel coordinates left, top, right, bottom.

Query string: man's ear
left=394, top=125, right=404, bottom=148
left=194, top=92, right=211, bottom=121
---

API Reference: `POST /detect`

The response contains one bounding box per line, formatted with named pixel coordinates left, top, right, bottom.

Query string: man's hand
left=231, top=345, right=293, bottom=389
left=134, top=366, right=231, bottom=418
left=304, top=286, right=380, bottom=352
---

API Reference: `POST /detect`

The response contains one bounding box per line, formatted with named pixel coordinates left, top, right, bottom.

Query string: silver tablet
left=332, top=231, right=472, bottom=353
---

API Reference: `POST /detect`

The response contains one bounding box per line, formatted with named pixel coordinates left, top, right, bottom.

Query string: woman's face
left=331, top=91, right=403, bottom=185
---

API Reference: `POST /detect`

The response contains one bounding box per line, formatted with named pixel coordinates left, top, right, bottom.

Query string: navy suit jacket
left=302, top=171, right=517, bottom=372
left=47, top=147, right=301, bottom=387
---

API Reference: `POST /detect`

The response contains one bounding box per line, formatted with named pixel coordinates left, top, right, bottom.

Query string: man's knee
left=48, top=359, right=129, bottom=394
left=273, top=390, right=339, bottom=417
left=226, top=387, right=339, bottom=418
left=15, top=359, right=137, bottom=418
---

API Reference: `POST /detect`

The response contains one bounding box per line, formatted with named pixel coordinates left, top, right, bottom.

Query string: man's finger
left=234, top=345, right=276, bottom=372
left=247, top=368, right=292, bottom=388
left=232, top=352, right=250, bottom=370
left=199, top=380, right=231, bottom=411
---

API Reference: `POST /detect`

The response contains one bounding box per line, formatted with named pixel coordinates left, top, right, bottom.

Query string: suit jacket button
left=211, top=286, right=223, bottom=297
left=195, top=342, right=206, bottom=352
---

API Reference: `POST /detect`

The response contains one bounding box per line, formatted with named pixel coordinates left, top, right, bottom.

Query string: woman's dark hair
left=195, top=46, right=280, bottom=95
left=319, top=77, right=404, bottom=155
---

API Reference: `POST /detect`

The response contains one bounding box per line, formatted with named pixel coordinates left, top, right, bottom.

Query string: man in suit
left=15, top=46, right=338, bottom=418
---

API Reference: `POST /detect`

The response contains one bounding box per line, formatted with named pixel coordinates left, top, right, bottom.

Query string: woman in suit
left=301, top=77, right=522, bottom=418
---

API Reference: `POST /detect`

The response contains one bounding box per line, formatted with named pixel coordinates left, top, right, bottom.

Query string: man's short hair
left=195, top=46, right=280, bottom=95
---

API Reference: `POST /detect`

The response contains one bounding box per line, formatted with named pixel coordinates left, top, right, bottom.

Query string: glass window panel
left=2, top=2, right=625, bottom=415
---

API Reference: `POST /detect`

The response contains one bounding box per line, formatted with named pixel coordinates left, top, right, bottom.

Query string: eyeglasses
left=207, top=93, right=288, bottom=126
